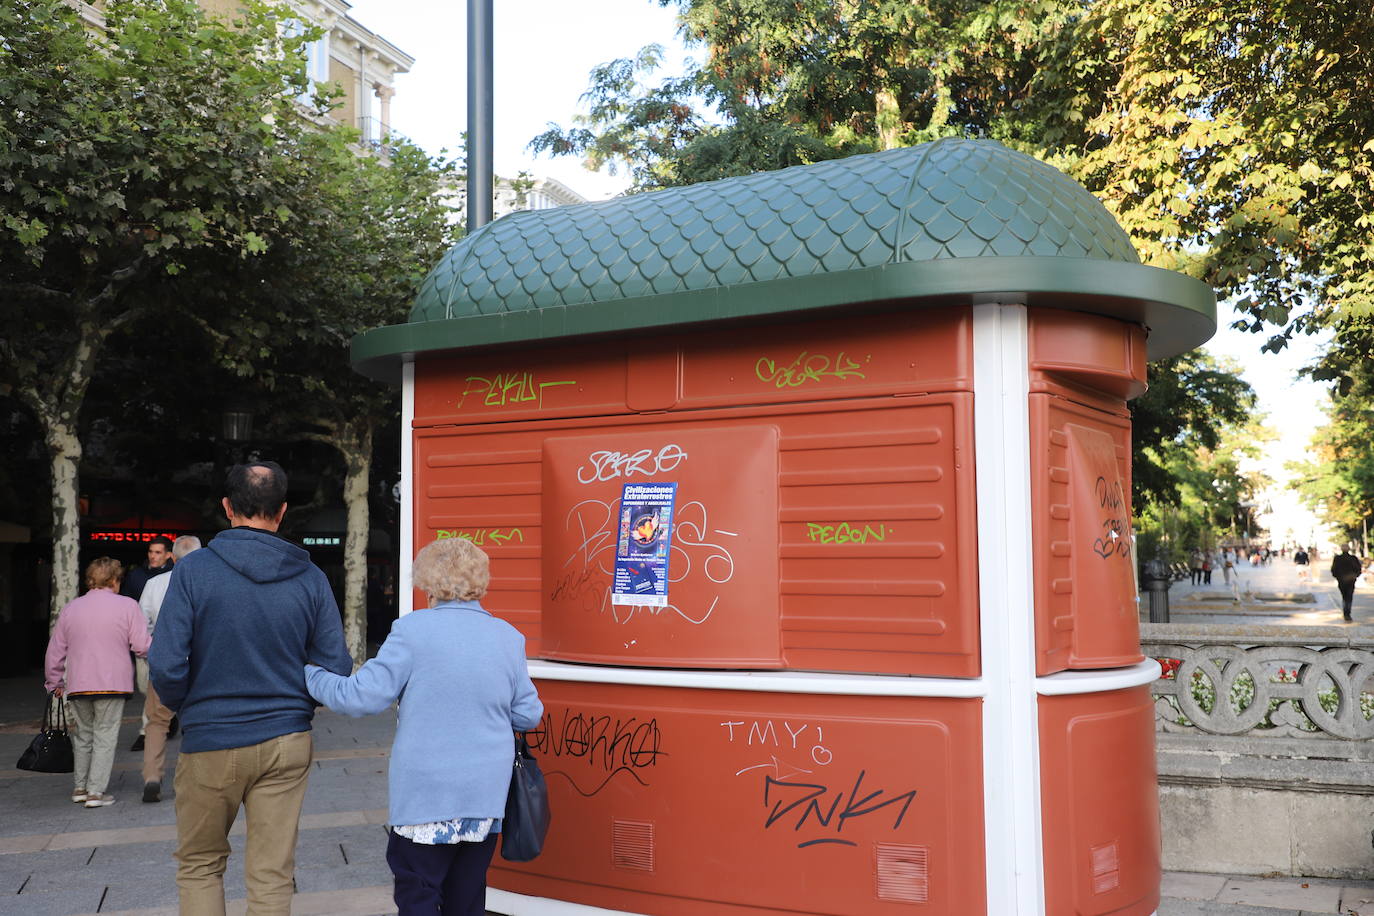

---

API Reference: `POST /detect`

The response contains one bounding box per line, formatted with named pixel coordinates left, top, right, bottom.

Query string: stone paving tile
left=1158, top=902, right=1304, bottom=916
left=0, top=845, right=90, bottom=891
left=1164, top=870, right=1229, bottom=901
left=8, top=885, right=109, bottom=916
left=1215, top=876, right=1343, bottom=911
left=293, top=860, right=395, bottom=895
left=1343, top=885, right=1374, bottom=916
left=97, top=878, right=181, bottom=913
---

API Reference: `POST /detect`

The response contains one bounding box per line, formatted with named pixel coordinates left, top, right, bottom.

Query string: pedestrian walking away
left=124, top=536, right=174, bottom=752
left=137, top=534, right=201, bottom=802
left=44, top=557, right=152, bottom=808
left=1189, top=549, right=1205, bottom=585
left=149, top=462, right=352, bottom=916
left=306, top=537, right=543, bottom=916
left=1331, top=545, right=1363, bottom=621
left=1294, top=546, right=1311, bottom=584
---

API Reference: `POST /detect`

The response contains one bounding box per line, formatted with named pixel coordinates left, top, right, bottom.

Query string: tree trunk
left=339, top=418, right=374, bottom=669
left=876, top=85, right=902, bottom=150
left=46, top=420, right=83, bottom=627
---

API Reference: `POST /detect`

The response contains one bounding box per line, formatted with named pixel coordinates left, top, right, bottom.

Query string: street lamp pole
left=466, top=0, right=493, bottom=234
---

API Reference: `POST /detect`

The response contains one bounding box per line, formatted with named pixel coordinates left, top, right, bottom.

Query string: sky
left=345, top=1, right=1335, bottom=543
left=347, top=0, right=688, bottom=200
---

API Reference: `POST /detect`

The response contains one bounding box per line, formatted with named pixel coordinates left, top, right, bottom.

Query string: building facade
left=69, top=0, right=413, bottom=144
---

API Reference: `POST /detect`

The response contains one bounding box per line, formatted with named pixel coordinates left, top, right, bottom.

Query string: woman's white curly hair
left=413, top=537, right=490, bottom=602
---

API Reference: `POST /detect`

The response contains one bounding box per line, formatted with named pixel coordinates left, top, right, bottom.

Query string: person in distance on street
left=125, top=536, right=174, bottom=752
left=45, top=557, right=152, bottom=808
left=1331, top=545, right=1363, bottom=622
left=137, top=534, right=201, bottom=802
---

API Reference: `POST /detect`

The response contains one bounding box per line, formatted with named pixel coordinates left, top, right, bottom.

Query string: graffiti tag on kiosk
left=1092, top=475, right=1131, bottom=560
left=528, top=707, right=665, bottom=797
left=762, top=771, right=917, bottom=848
left=575, top=443, right=688, bottom=484
left=755, top=350, right=868, bottom=389
left=550, top=496, right=735, bottom=626
left=434, top=527, right=524, bottom=546
left=805, top=522, right=890, bottom=545
left=458, top=371, right=575, bottom=409
left=720, top=719, right=833, bottom=767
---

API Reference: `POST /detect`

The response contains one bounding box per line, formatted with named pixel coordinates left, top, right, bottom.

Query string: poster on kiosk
left=611, top=482, right=677, bottom=607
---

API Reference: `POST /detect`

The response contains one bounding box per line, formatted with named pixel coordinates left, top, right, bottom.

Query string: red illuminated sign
left=88, top=530, right=183, bottom=543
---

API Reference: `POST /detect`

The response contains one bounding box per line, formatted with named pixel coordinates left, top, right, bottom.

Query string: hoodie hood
left=208, top=527, right=314, bottom=584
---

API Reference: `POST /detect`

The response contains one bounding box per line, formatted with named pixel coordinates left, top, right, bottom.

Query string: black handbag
left=17, top=692, right=75, bottom=774
left=500, top=731, right=550, bottom=862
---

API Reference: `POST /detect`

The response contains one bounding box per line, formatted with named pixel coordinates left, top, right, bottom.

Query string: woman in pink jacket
left=45, top=557, right=152, bottom=808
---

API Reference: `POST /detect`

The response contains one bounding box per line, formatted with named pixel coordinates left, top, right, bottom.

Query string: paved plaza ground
left=1, top=562, right=1370, bottom=915
left=1144, top=551, right=1374, bottom=626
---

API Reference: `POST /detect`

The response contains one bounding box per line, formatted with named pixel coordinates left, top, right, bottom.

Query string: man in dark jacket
left=121, top=535, right=174, bottom=602
left=150, top=462, right=352, bottom=915
left=1330, top=546, right=1363, bottom=621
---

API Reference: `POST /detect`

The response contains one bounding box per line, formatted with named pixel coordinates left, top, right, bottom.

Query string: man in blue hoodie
left=150, top=462, right=352, bottom=915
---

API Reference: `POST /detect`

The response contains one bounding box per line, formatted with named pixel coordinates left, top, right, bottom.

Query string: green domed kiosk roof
left=353, top=138, right=1214, bottom=381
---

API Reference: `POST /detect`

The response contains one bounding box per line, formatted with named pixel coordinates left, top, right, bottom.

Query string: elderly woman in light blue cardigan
left=305, top=538, right=542, bottom=916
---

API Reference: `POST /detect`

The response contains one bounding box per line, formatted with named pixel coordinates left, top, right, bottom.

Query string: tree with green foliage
left=0, top=0, right=328, bottom=622
left=212, top=134, right=458, bottom=665
left=1129, top=353, right=1262, bottom=560
left=1292, top=326, right=1374, bottom=548
left=535, top=0, right=1374, bottom=347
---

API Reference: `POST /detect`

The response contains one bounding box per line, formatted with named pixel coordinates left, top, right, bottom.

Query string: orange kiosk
left=353, top=139, right=1215, bottom=915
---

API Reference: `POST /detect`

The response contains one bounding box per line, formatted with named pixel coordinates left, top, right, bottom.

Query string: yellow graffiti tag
left=458, top=372, right=575, bottom=409
left=435, top=528, right=525, bottom=546
left=805, top=523, right=890, bottom=545
left=755, top=351, right=867, bottom=388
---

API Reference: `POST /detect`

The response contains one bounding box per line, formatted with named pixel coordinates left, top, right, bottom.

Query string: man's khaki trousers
left=173, top=730, right=313, bottom=916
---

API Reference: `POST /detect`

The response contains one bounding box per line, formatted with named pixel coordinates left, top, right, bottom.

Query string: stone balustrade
left=1141, top=623, right=1374, bottom=740
left=1139, top=623, right=1374, bottom=879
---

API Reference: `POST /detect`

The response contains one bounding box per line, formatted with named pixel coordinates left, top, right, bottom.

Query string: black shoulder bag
left=500, top=731, right=550, bottom=861
left=17, top=692, right=75, bottom=774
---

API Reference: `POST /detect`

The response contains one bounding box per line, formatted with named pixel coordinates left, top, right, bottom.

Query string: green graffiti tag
left=755, top=351, right=867, bottom=389
left=458, top=372, right=575, bottom=409
left=805, top=523, right=890, bottom=545
left=435, top=528, right=525, bottom=546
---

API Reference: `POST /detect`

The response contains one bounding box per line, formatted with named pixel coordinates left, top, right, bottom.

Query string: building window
left=283, top=19, right=330, bottom=88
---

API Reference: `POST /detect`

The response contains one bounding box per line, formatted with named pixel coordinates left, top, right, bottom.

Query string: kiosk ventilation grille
left=612, top=820, right=655, bottom=873
left=875, top=843, right=929, bottom=903
left=1091, top=840, right=1121, bottom=894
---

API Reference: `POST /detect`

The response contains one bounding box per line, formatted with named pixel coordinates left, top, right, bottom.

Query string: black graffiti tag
left=1092, top=475, right=1130, bottom=559
left=528, top=708, right=666, bottom=797
left=762, top=770, right=917, bottom=848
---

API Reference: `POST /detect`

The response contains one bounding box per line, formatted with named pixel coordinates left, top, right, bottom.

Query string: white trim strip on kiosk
left=526, top=660, right=986, bottom=697
left=487, top=888, right=650, bottom=916
left=399, top=359, right=416, bottom=616
left=973, top=303, right=1046, bottom=916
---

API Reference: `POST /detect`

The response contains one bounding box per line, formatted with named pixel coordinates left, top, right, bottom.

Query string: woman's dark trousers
left=387, top=830, right=498, bottom=916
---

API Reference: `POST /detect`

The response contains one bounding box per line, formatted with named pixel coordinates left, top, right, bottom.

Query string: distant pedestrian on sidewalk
left=150, top=462, right=352, bottom=916
left=1189, top=549, right=1205, bottom=585
left=1202, top=552, right=1213, bottom=584
left=1294, top=547, right=1311, bottom=583
left=1331, top=546, right=1363, bottom=622
left=124, top=536, right=174, bottom=753
left=137, top=535, right=201, bottom=803
left=44, top=557, right=151, bottom=808
left=305, top=538, right=543, bottom=916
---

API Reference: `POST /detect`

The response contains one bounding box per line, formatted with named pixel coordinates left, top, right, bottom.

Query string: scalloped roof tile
left=351, top=139, right=1216, bottom=380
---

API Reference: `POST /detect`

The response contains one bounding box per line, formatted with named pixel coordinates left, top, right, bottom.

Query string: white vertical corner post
left=399, top=359, right=416, bottom=616
left=972, top=303, right=1046, bottom=915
